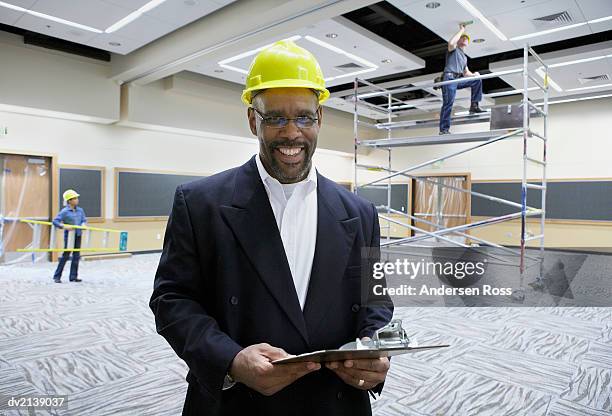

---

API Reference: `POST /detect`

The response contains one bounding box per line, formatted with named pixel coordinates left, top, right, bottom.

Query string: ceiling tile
left=0, top=0, right=39, bottom=7
left=144, top=0, right=229, bottom=27
left=190, top=17, right=425, bottom=89
left=108, top=12, right=176, bottom=42
left=470, top=0, right=553, bottom=17
left=101, top=0, right=150, bottom=12
left=575, top=0, right=612, bottom=21
left=13, top=12, right=98, bottom=43
left=510, top=25, right=592, bottom=49
left=0, top=7, right=23, bottom=25
left=29, top=0, right=129, bottom=31
left=86, top=32, right=143, bottom=54
left=487, top=0, right=586, bottom=39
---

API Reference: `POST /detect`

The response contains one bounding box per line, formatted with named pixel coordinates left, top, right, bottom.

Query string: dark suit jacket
left=150, top=156, right=393, bottom=416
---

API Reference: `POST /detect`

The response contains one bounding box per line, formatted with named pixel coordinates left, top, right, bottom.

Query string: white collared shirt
left=255, top=154, right=318, bottom=310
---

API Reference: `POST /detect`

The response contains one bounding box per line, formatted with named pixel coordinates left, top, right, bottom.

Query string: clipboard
left=273, top=319, right=449, bottom=365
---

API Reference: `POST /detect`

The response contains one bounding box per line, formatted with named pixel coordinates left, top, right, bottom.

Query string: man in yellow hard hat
left=151, top=40, right=393, bottom=415
left=52, top=189, right=87, bottom=283
left=439, top=23, right=485, bottom=135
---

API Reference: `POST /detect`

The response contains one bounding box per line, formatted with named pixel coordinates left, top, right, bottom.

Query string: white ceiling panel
left=14, top=13, right=98, bottom=44
left=30, top=0, right=128, bottom=30
left=575, top=0, right=612, bottom=21
left=0, top=6, right=23, bottom=25
left=492, top=0, right=586, bottom=39
left=107, top=12, right=176, bottom=42
left=1, top=0, right=38, bottom=7
left=101, top=0, right=151, bottom=11
left=188, top=16, right=425, bottom=89
left=489, top=40, right=612, bottom=99
left=0, top=0, right=237, bottom=54
left=388, top=0, right=612, bottom=58
left=467, top=0, right=552, bottom=17
left=144, top=0, right=226, bottom=27
left=87, top=32, right=143, bottom=54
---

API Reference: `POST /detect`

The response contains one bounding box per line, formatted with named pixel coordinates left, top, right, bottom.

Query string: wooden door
left=0, top=154, right=51, bottom=260
left=412, top=175, right=470, bottom=241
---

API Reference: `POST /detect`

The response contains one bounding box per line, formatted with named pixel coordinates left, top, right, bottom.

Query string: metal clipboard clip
left=340, top=319, right=416, bottom=351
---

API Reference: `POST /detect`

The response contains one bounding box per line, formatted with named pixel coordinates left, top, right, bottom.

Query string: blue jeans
left=439, top=73, right=483, bottom=132
left=53, top=232, right=81, bottom=281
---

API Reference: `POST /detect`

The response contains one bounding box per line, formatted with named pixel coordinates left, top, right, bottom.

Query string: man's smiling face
left=248, top=87, right=322, bottom=184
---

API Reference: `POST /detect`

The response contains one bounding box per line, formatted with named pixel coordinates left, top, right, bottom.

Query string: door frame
left=0, top=149, right=59, bottom=261
left=409, top=172, right=472, bottom=240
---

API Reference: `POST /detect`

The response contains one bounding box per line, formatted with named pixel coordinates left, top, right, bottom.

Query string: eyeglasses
left=252, top=107, right=319, bottom=129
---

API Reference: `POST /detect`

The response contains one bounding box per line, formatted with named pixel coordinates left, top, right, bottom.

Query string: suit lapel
left=303, top=174, right=359, bottom=338
left=220, top=157, right=309, bottom=346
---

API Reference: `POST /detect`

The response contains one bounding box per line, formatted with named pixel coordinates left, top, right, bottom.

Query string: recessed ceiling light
left=326, top=33, right=338, bottom=38
left=0, top=0, right=169, bottom=34
left=566, top=83, right=612, bottom=92
left=510, top=15, right=612, bottom=41
left=456, top=0, right=508, bottom=41
left=219, top=35, right=302, bottom=74
left=536, top=92, right=612, bottom=106
left=109, top=41, right=121, bottom=46
left=473, top=38, right=485, bottom=43
left=304, top=35, right=378, bottom=81
left=425, top=2, right=440, bottom=8
left=381, top=59, right=392, bottom=63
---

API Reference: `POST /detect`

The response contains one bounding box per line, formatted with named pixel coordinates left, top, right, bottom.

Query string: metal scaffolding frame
left=353, top=44, right=549, bottom=280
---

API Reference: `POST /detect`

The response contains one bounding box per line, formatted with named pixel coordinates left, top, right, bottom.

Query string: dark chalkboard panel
left=59, top=167, right=103, bottom=218
left=471, top=181, right=612, bottom=221
left=357, top=184, right=410, bottom=213
left=116, top=170, right=205, bottom=218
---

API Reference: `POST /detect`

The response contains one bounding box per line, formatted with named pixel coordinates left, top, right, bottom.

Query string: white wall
left=0, top=32, right=119, bottom=122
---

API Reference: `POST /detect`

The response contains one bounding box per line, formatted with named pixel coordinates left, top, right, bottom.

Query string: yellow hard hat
left=241, top=39, right=330, bottom=106
left=63, top=189, right=79, bottom=202
left=460, top=33, right=471, bottom=43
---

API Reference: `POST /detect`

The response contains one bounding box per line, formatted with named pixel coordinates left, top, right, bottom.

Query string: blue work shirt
left=53, top=206, right=87, bottom=236
left=444, top=47, right=467, bottom=75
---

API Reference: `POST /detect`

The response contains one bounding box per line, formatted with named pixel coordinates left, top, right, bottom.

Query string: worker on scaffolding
left=439, top=23, right=485, bottom=135
left=52, top=189, right=87, bottom=283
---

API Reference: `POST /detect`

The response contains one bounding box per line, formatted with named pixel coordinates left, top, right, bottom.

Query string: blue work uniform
left=52, top=206, right=87, bottom=281
left=439, top=47, right=483, bottom=132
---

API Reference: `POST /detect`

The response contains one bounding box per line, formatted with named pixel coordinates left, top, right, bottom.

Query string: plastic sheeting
left=0, top=154, right=51, bottom=264
left=412, top=176, right=469, bottom=243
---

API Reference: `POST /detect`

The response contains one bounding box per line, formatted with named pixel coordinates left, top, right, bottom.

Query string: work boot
left=469, top=103, right=485, bottom=114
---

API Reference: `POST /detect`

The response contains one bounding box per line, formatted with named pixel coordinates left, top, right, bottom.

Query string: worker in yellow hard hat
left=52, top=189, right=87, bottom=283
left=439, top=23, right=485, bottom=135
left=151, top=39, right=393, bottom=415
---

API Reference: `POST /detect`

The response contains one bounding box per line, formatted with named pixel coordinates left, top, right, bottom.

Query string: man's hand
left=325, top=337, right=390, bottom=390
left=229, top=343, right=320, bottom=396
left=459, top=23, right=466, bottom=31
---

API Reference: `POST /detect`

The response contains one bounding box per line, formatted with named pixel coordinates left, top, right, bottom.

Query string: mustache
left=268, top=140, right=310, bottom=149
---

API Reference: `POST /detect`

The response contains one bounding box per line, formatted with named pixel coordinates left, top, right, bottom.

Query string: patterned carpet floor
left=0, top=253, right=610, bottom=415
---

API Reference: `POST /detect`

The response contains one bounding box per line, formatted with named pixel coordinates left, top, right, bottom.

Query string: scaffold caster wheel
left=511, top=288, right=525, bottom=302
left=528, top=277, right=545, bottom=291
